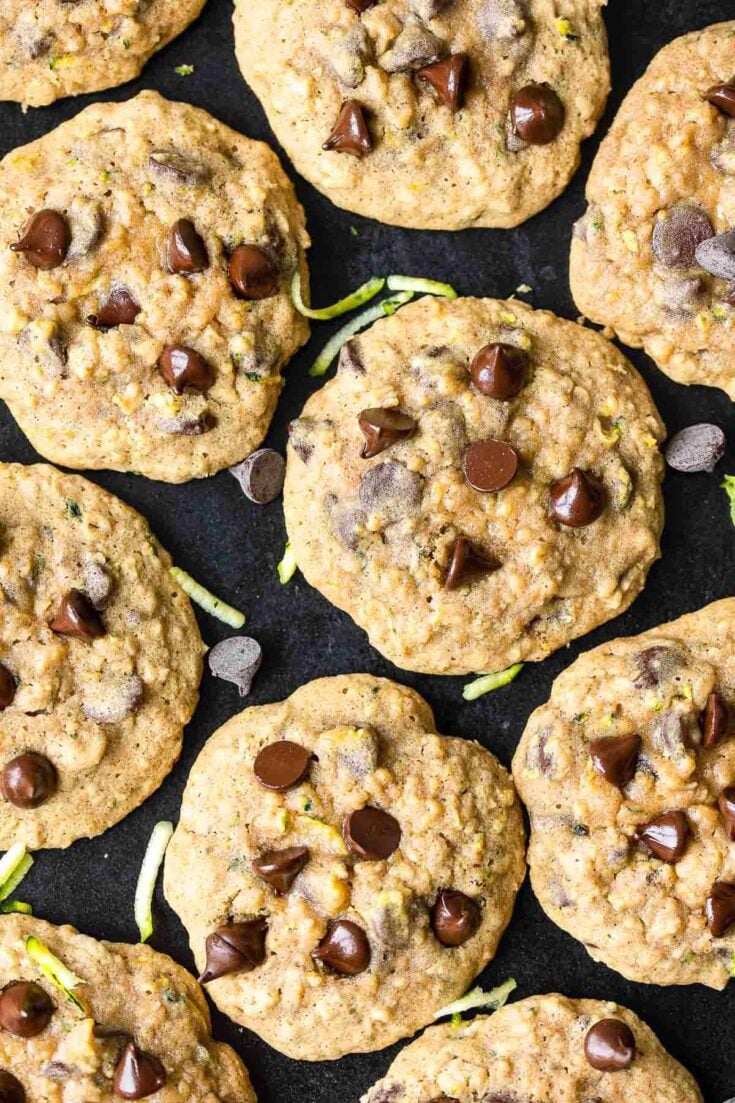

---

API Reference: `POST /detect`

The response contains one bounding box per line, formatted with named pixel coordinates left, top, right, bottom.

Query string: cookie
left=164, top=674, right=525, bottom=1060
left=361, top=993, right=702, bottom=1103
left=0, top=914, right=255, bottom=1102
left=0, top=1, right=206, bottom=108
left=514, top=598, right=735, bottom=988
left=570, top=22, right=735, bottom=398
left=0, top=91, right=310, bottom=482
left=233, top=0, right=610, bottom=230
left=0, top=462, right=203, bottom=849
left=284, top=296, right=665, bottom=676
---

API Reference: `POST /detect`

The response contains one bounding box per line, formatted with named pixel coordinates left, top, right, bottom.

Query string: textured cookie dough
left=164, top=674, right=525, bottom=1060
left=0, top=1, right=206, bottom=108
left=0, top=462, right=203, bottom=849
left=361, top=993, right=702, bottom=1103
left=284, top=296, right=665, bottom=676
left=233, top=0, right=610, bottom=229
left=514, top=599, right=735, bottom=988
left=0, top=91, right=310, bottom=482
left=571, top=21, right=735, bottom=398
left=0, top=914, right=255, bottom=1102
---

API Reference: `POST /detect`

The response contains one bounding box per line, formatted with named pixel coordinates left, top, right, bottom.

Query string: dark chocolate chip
left=589, top=734, right=641, bottom=789
left=1, top=753, right=57, bottom=809
left=199, top=920, right=268, bottom=983
left=510, top=84, right=565, bottom=144
left=652, top=207, right=713, bottom=269
left=706, top=881, right=735, bottom=938
left=0, top=1071, right=24, bottom=1103
left=166, top=219, right=209, bottom=274
left=0, top=982, right=53, bottom=1038
left=549, top=468, right=604, bottom=527
left=312, top=920, right=371, bottom=975
left=635, top=810, right=689, bottom=863
left=346, top=0, right=376, bottom=10
left=147, top=150, right=210, bottom=185
left=417, top=54, right=468, bottom=111
left=633, top=645, right=682, bottom=689
left=470, top=343, right=527, bottom=399
left=359, top=408, right=417, bottom=458
left=462, top=439, right=518, bottom=492
left=49, top=590, right=105, bottom=640
left=718, top=787, right=735, bottom=841
left=159, top=345, right=214, bottom=394
left=112, top=1041, right=166, bottom=1100
left=155, top=411, right=215, bottom=436
left=10, top=210, right=70, bottom=270
left=444, top=536, right=498, bottom=590
left=343, top=806, right=401, bottom=860
left=208, top=637, right=262, bottom=697
left=431, top=888, right=480, bottom=946
left=87, top=287, right=140, bottom=329
left=702, top=691, right=729, bottom=749
left=323, top=101, right=372, bottom=157
left=229, top=449, right=286, bottom=504
left=695, top=230, right=735, bottom=280
left=253, top=740, right=312, bottom=790
left=706, top=83, right=735, bottom=117
left=665, top=424, right=726, bottom=473
left=584, top=1019, right=636, bottom=1071
left=0, top=665, right=16, bottom=710
left=252, top=846, right=309, bottom=893
left=82, top=674, right=144, bottom=725
left=229, top=245, right=278, bottom=300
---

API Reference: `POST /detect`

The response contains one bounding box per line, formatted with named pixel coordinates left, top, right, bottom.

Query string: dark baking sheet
left=1, top=1, right=735, bottom=1099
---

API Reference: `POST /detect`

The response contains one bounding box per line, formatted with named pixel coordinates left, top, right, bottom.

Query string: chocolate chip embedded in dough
left=0, top=665, right=16, bottom=710
left=359, top=408, right=417, bottom=458
left=635, top=810, right=689, bottom=863
left=252, top=846, right=309, bottom=893
left=112, top=1041, right=166, bottom=1100
left=358, top=461, right=424, bottom=522
left=548, top=468, right=603, bottom=527
left=199, top=920, right=268, bottom=983
left=652, top=206, right=713, bottom=269
left=706, top=881, right=735, bottom=938
left=253, top=740, right=313, bottom=790
left=10, top=210, right=70, bottom=270
left=87, top=287, right=140, bottom=329
left=417, top=54, right=468, bottom=111
left=0, top=1070, right=25, bottom=1103
left=444, top=536, right=498, bottom=590
left=633, top=645, right=682, bottom=689
left=166, top=219, right=209, bottom=274
left=343, top=806, right=401, bottom=860
left=702, top=690, right=729, bottom=749
left=0, top=982, right=53, bottom=1038
left=584, top=1019, right=636, bottom=1071
left=312, top=920, right=371, bottom=975
left=462, top=439, right=519, bottom=493
left=1, top=752, right=57, bottom=808
left=717, top=787, right=735, bottom=840
left=323, top=101, right=372, bottom=157
left=155, top=412, right=216, bottom=436
left=510, top=84, right=565, bottom=144
left=470, top=343, right=527, bottom=398
left=706, top=83, right=735, bottom=117
left=82, top=675, right=144, bottom=724
left=430, top=889, right=480, bottom=946
left=589, top=734, right=641, bottom=789
left=158, top=345, right=214, bottom=394
left=49, top=590, right=105, bottom=640
left=147, top=149, right=210, bottom=185
left=379, top=18, right=443, bottom=74
left=229, top=244, right=279, bottom=300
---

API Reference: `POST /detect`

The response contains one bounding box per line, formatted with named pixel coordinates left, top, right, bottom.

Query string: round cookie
left=0, top=462, right=203, bottom=849
left=284, top=296, right=665, bottom=676
left=571, top=21, right=735, bottom=398
left=233, top=0, right=610, bottom=230
left=361, top=993, right=702, bottom=1103
left=0, top=914, right=255, bottom=1102
left=514, top=598, right=735, bottom=989
left=0, top=1, right=206, bottom=108
left=0, top=91, right=310, bottom=482
left=164, top=674, right=525, bottom=1060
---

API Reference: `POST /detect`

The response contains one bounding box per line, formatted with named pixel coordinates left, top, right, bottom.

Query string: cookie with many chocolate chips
left=0, top=462, right=203, bottom=849
left=232, top=0, right=610, bottom=229
left=514, top=598, right=735, bottom=988
left=361, top=994, right=701, bottom=1103
left=571, top=21, right=735, bottom=398
left=0, top=914, right=255, bottom=1102
left=0, top=91, right=309, bottom=482
left=164, top=674, right=525, bottom=1060
left=284, top=296, right=665, bottom=675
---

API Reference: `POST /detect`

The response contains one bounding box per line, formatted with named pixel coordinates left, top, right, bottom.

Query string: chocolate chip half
left=584, top=1019, right=636, bottom=1071
left=312, top=919, right=371, bottom=975
left=112, top=1041, right=166, bottom=1100
left=87, top=287, right=140, bottom=329
left=706, top=83, right=735, bottom=117
left=0, top=665, right=16, bottom=710
left=510, top=84, right=565, bottom=144
left=230, top=449, right=286, bottom=504
left=323, top=101, right=372, bottom=157
left=665, top=424, right=726, bottom=473
left=1, top=753, right=57, bottom=809
left=431, top=888, right=480, bottom=946
left=702, top=691, right=729, bottom=749
left=159, top=345, right=214, bottom=394
left=359, top=408, right=417, bottom=458
left=49, top=590, right=105, bottom=640
left=635, top=810, right=689, bottom=863
left=589, top=734, right=641, bottom=789
left=199, top=920, right=268, bottom=983
left=0, top=1071, right=25, bottom=1103
left=344, top=806, right=401, bottom=860
left=166, top=218, right=208, bottom=275
left=463, top=439, right=518, bottom=492
left=652, top=207, right=713, bottom=270
left=444, top=535, right=498, bottom=590
left=470, top=343, right=527, bottom=399
left=229, top=245, right=278, bottom=300
left=252, top=846, right=309, bottom=893
left=208, top=636, right=262, bottom=697
left=695, top=230, right=735, bottom=280
left=253, top=740, right=312, bottom=790
left=549, top=468, right=604, bottom=527
left=706, top=881, right=735, bottom=938
left=718, top=787, right=735, bottom=841
left=10, top=210, right=70, bottom=270
left=417, top=54, right=468, bottom=111
left=0, top=982, right=53, bottom=1038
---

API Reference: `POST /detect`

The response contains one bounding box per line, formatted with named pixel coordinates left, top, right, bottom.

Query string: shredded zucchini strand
left=291, top=270, right=385, bottom=320
left=135, top=820, right=174, bottom=943
left=309, top=292, right=415, bottom=378
left=462, top=663, right=524, bottom=701
left=169, top=567, right=245, bottom=628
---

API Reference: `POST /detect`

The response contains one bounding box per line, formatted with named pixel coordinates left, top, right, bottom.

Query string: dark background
left=1, top=1, right=734, bottom=1099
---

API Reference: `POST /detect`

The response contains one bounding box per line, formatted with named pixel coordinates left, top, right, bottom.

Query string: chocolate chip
left=87, top=287, right=140, bottom=329
left=199, top=920, right=268, bottom=983
left=252, top=846, right=309, bottom=893
left=510, top=84, right=565, bottom=144
left=718, top=787, right=735, bottom=841
left=346, top=0, right=376, bottom=10
left=635, top=810, right=689, bottom=863
left=589, top=734, right=641, bottom=789
left=470, top=343, right=527, bottom=398
left=208, top=636, right=262, bottom=697
left=665, top=423, right=726, bottom=473
left=147, top=150, right=210, bottom=185
left=358, top=461, right=424, bottom=521
left=230, top=449, right=286, bottom=504
left=82, top=675, right=144, bottom=725
left=462, top=439, right=519, bottom=492
left=359, top=408, right=417, bottom=458
left=0, top=665, right=16, bottom=710
left=323, top=101, right=372, bottom=157
left=166, top=219, right=208, bottom=275
left=444, top=536, right=498, bottom=590
left=584, top=1019, right=636, bottom=1071
left=156, top=411, right=216, bottom=436
left=66, top=200, right=104, bottom=261
left=695, top=230, right=735, bottom=280
left=431, top=888, right=480, bottom=946
left=1, top=752, right=57, bottom=808
left=112, top=1041, right=166, bottom=1100
left=254, top=740, right=312, bottom=790
left=652, top=207, right=713, bottom=269
left=343, top=806, right=401, bottom=860
left=229, top=245, right=278, bottom=300
left=549, top=468, right=604, bottom=527
left=0, top=982, right=53, bottom=1038
left=633, top=645, right=681, bottom=689
left=702, top=691, right=729, bottom=749
left=159, top=345, right=214, bottom=394
left=706, top=881, right=735, bottom=937
left=312, top=920, right=371, bottom=975
left=706, top=83, right=735, bottom=117
left=379, top=19, right=443, bottom=73
left=49, top=590, right=105, bottom=640
left=10, top=210, right=70, bottom=270
left=0, top=1071, right=24, bottom=1103
left=331, top=22, right=372, bottom=87
left=477, top=0, right=527, bottom=38
left=417, top=54, right=468, bottom=111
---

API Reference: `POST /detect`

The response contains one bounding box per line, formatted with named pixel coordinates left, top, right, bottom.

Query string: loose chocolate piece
left=10, top=210, right=70, bottom=270
left=417, top=54, right=468, bottom=111
left=112, top=1042, right=166, bottom=1100
left=702, top=690, right=729, bottom=749
left=323, top=101, right=372, bottom=157
left=253, top=740, right=312, bottom=790
left=208, top=637, right=262, bottom=697
left=0, top=981, right=53, bottom=1038
left=462, top=439, right=519, bottom=492
left=49, top=590, right=105, bottom=640
left=199, top=920, right=268, bottom=983
left=312, top=919, right=371, bottom=975
left=635, top=810, right=689, bottom=863
left=470, top=343, right=527, bottom=399
left=549, top=468, right=604, bottom=527
left=166, top=219, right=209, bottom=274
left=706, top=881, right=735, bottom=938
left=510, top=84, right=565, bottom=144
left=652, top=207, right=713, bottom=270
left=252, top=846, right=309, bottom=893
left=0, top=665, right=15, bottom=710
left=665, top=423, right=726, bottom=473
left=584, top=1019, right=636, bottom=1071
left=87, top=287, right=140, bottom=329
left=718, top=787, right=735, bottom=841
left=359, top=408, right=417, bottom=458
left=229, top=244, right=278, bottom=300
left=695, top=230, right=735, bottom=280
left=346, top=0, right=376, bottom=10
left=158, top=345, right=214, bottom=394
left=706, top=83, right=735, bottom=117
left=0, top=1071, right=24, bottom=1103
left=344, top=806, right=401, bottom=860
left=1, top=753, right=57, bottom=809
left=589, top=734, right=641, bottom=789
left=431, top=888, right=480, bottom=947
left=444, top=536, right=498, bottom=590
left=230, top=449, right=286, bottom=504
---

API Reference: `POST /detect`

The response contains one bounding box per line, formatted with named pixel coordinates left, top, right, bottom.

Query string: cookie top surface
left=0, top=1, right=206, bottom=108
left=513, top=598, right=735, bottom=988
left=284, top=296, right=665, bottom=676
left=164, top=674, right=525, bottom=1060
left=570, top=21, right=735, bottom=397
left=0, top=462, right=203, bottom=849
left=0, top=91, right=310, bottom=483
left=233, top=0, right=610, bottom=230
left=361, top=993, right=702, bottom=1103
left=0, top=914, right=255, bottom=1102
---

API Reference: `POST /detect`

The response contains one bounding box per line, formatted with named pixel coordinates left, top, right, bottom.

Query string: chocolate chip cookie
left=0, top=1, right=206, bottom=108
left=233, top=0, right=610, bottom=229
left=164, top=674, right=525, bottom=1060
left=284, top=296, right=665, bottom=676
left=0, top=462, right=203, bottom=849
left=0, top=914, right=255, bottom=1102
left=0, top=91, right=310, bottom=482
left=361, top=993, right=702, bottom=1103
left=571, top=22, right=735, bottom=397
left=514, top=598, right=735, bottom=988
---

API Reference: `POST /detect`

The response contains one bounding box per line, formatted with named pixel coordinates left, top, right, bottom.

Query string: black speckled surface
left=1, top=2, right=735, bottom=1100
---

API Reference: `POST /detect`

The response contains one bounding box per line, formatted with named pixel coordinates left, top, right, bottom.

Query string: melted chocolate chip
left=112, top=1041, right=166, bottom=1100
left=444, top=536, right=498, bottom=590
left=633, top=646, right=681, bottom=689
left=159, top=345, right=214, bottom=394
left=344, top=806, right=401, bottom=860
left=702, top=691, right=729, bottom=748
left=417, top=54, right=468, bottom=111
left=253, top=740, right=312, bottom=790
left=0, top=982, right=53, bottom=1038
left=0, top=665, right=16, bottom=710
left=10, top=210, right=70, bottom=270
left=635, top=810, right=689, bottom=863
left=251, top=847, right=309, bottom=893
left=584, top=1019, right=636, bottom=1071
left=718, top=787, right=735, bottom=841
left=359, top=408, right=417, bottom=458
left=549, top=468, right=604, bottom=527
left=589, top=734, right=641, bottom=789
left=229, top=244, right=278, bottom=300
left=87, top=288, right=140, bottom=329
left=166, top=219, right=209, bottom=274
left=0, top=1071, right=24, bottom=1103
left=470, top=343, right=527, bottom=399
left=431, top=889, right=480, bottom=946
left=510, top=84, right=565, bottom=144
left=706, top=881, right=735, bottom=938
left=49, top=590, right=105, bottom=640
left=312, top=920, right=371, bottom=975
left=199, top=920, right=268, bottom=983
left=462, top=439, right=519, bottom=492
left=652, top=207, right=713, bottom=270
left=706, top=83, right=735, bottom=117
left=323, top=101, right=372, bottom=157
left=1, top=753, right=57, bottom=809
